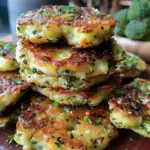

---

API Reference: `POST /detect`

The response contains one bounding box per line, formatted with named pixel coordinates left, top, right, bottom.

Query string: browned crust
left=20, top=39, right=113, bottom=67
left=20, top=94, right=110, bottom=129
left=17, top=5, right=116, bottom=30
left=0, top=72, right=30, bottom=93
left=109, top=81, right=149, bottom=117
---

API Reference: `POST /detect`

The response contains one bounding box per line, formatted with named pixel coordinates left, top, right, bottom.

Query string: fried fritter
left=14, top=94, right=118, bottom=150
left=0, top=71, right=30, bottom=113
left=16, top=5, right=116, bottom=48
left=0, top=94, right=31, bottom=128
left=16, top=39, right=125, bottom=79
left=20, top=68, right=109, bottom=90
left=32, top=74, right=120, bottom=106
left=116, top=52, right=147, bottom=78
left=0, top=41, right=19, bottom=71
left=32, top=84, right=115, bottom=106
left=109, top=78, right=150, bottom=137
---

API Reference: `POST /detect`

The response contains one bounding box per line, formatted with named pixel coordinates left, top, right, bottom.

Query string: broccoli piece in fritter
left=109, top=78, right=150, bottom=138
left=128, top=0, right=150, bottom=21
left=125, top=20, right=146, bottom=40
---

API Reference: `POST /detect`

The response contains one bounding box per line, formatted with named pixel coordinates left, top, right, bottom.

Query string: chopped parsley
left=98, top=11, right=105, bottom=16
left=15, top=80, right=23, bottom=85
left=145, top=91, right=150, bottom=95
left=8, top=134, right=15, bottom=144
left=43, top=12, right=51, bottom=17
left=84, top=116, right=92, bottom=124
left=0, top=41, right=16, bottom=51
left=95, top=118, right=102, bottom=125
left=0, top=50, right=5, bottom=56
left=37, top=9, right=44, bottom=14
left=55, top=6, right=79, bottom=14
left=31, top=141, right=37, bottom=145
left=131, top=80, right=139, bottom=88
left=86, top=60, right=95, bottom=75
left=63, top=112, right=70, bottom=119
left=114, top=89, right=125, bottom=95
left=53, top=102, right=59, bottom=107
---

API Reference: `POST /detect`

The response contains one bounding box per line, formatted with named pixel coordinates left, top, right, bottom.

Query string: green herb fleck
left=86, top=60, right=95, bottom=75
left=63, top=112, right=70, bottom=119
left=37, top=9, right=44, bottom=14
left=56, top=6, right=79, bottom=14
left=15, top=80, right=22, bottom=85
left=145, top=92, right=150, bottom=95
left=98, top=11, right=105, bottom=16
left=43, top=12, right=51, bottom=17
left=53, top=102, right=59, bottom=107
left=0, top=50, right=5, bottom=56
left=84, top=116, right=92, bottom=124
left=131, top=81, right=139, bottom=88
left=95, top=118, right=102, bottom=125
left=0, top=41, right=16, bottom=51
left=31, top=141, right=37, bottom=145
left=65, top=14, right=75, bottom=19
left=8, top=134, right=15, bottom=144
left=114, top=89, right=125, bottom=95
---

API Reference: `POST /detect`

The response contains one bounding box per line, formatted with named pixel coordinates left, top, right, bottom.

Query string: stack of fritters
left=10, top=5, right=148, bottom=150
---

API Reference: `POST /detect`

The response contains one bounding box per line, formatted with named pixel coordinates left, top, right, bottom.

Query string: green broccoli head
left=128, top=0, right=150, bottom=20
left=140, top=0, right=150, bottom=18
left=114, top=25, right=126, bottom=36
left=142, top=17, right=150, bottom=41
left=115, top=9, right=129, bottom=26
left=114, top=9, right=129, bottom=36
left=125, top=20, right=146, bottom=40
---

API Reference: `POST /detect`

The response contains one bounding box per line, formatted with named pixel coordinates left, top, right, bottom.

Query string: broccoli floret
left=142, top=17, right=150, bottom=41
left=140, top=0, right=150, bottom=18
left=115, top=9, right=129, bottom=27
left=128, top=0, right=150, bottom=20
left=114, top=25, right=126, bottom=36
left=125, top=20, right=146, bottom=40
left=128, top=1, right=140, bottom=20
left=114, top=9, right=129, bottom=36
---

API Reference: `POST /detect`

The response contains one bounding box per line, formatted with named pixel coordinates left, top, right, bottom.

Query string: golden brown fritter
left=109, top=78, right=150, bottom=137
left=31, top=73, right=121, bottom=106
left=16, top=39, right=125, bottom=79
left=14, top=94, right=118, bottom=150
left=0, top=71, right=30, bottom=113
left=0, top=41, right=19, bottom=71
left=20, top=68, right=110, bottom=90
left=116, top=52, right=147, bottom=78
left=17, top=5, right=116, bottom=48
